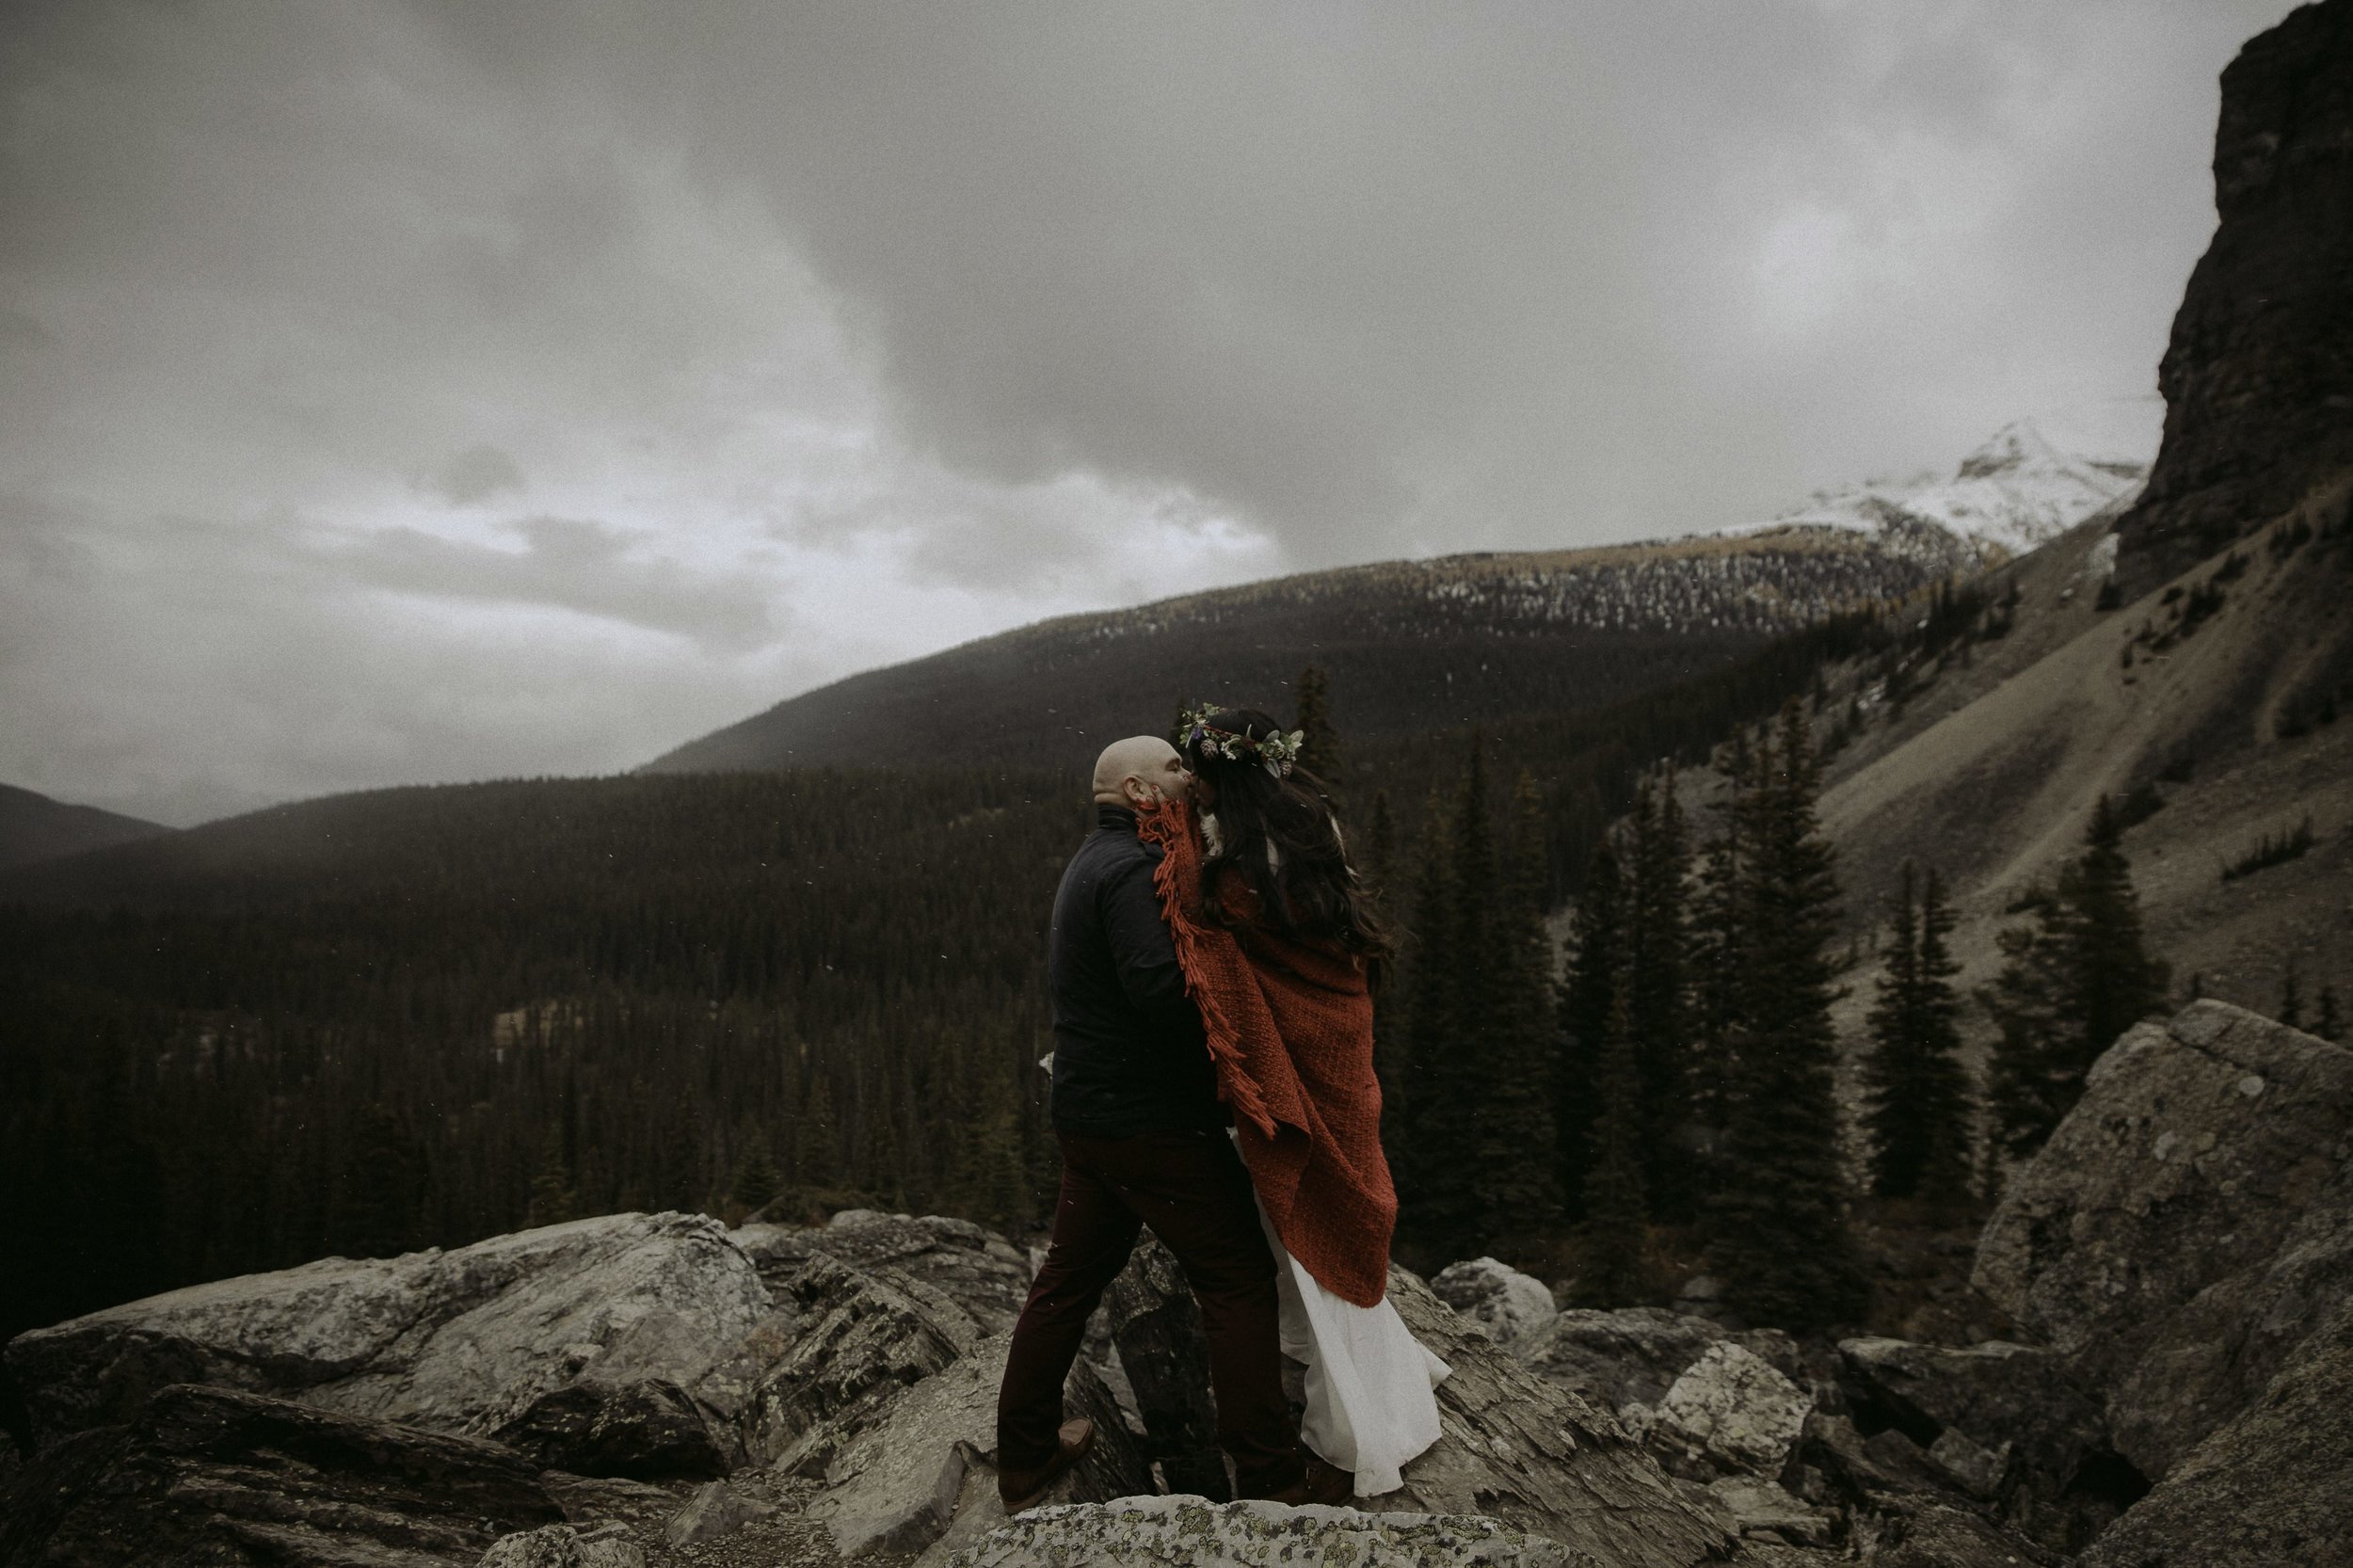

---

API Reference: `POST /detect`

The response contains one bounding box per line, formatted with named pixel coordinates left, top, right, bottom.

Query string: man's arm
left=1099, top=855, right=1196, bottom=1026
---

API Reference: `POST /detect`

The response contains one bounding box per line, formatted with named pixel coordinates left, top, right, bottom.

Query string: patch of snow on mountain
left=1723, top=396, right=2160, bottom=559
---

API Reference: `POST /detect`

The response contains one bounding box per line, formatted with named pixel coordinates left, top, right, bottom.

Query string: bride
left=1137, top=704, right=1449, bottom=1499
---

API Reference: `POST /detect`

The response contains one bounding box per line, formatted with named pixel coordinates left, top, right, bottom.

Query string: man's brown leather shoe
left=998, top=1417, right=1096, bottom=1512
left=1266, top=1452, right=1353, bottom=1507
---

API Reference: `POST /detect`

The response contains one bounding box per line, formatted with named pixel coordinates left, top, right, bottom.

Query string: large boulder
left=0, top=1382, right=567, bottom=1566
left=808, top=1327, right=1152, bottom=1561
left=745, top=1251, right=983, bottom=1474
left=2077, top=1291, right=2353, bottom=1568
left=3, top=1211, right=770, bottom=1448
left=1972, top=1000, right=2353, bottom=1478
left=946, top=1495, right=1593, bottom=1568
left=732, top=1210, right=1034, bottom=1334
left=1835, top=1336, right=2135, bottom=1551
left=1429, top=1257, right=1559, bottom=1357
left=1628, top=1341, right=1811, bottom=1481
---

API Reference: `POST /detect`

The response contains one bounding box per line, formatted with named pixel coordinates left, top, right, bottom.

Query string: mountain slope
left=648, top=414, right=2147, bottom=779
left=0, top=784, right=172, bottom=872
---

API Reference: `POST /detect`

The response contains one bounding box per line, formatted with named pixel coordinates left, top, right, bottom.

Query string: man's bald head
left=1093, top=736, right=1192, bottom=808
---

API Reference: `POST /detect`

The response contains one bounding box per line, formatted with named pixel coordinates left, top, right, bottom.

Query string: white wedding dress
left=1230, top=1129, right=1451, bottom=1497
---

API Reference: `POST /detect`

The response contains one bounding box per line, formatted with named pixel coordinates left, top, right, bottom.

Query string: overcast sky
left=0, top=1, right=2300, bottom=825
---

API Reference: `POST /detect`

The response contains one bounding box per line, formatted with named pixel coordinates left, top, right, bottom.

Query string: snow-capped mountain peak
left=1725, top=396, right=2161, bottom=561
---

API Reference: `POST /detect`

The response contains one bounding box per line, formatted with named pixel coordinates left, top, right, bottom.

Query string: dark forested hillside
left=0, top=783, right=171, bottom=872
left=647, top=528, right=1953, bottom=778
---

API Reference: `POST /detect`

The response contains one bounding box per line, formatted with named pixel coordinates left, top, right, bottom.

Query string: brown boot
left=1265, top=1452, right=1353, bottom=1507
left=998, top=1417, right=1096, bottom=1512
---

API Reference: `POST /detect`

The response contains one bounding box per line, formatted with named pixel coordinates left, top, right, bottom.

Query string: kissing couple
left=992, top=705, right=1450, bottom=1511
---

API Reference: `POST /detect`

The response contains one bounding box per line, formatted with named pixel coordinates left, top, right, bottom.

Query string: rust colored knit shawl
left=1137, top=800, right=1397, bottom=1306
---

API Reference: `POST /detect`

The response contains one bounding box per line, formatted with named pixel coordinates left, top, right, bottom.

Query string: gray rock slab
left=479, top=1521, right=646, bottom=1568
left=538, top=1469, right=680, bottom=1528
left=810, top=1327, right=1151, bottom=1560
left=1705, top=1476, right=1835, bottom=1547
left=0, top=1382, right=567, bottom=1567
left=662, top=1478, right=776, bottom=1547
left=493, top=1376, right=728, bottom=1481
left=4, top=1211, right=769, bottom=1447
left=733, top=1211, right=1033, bottom=1334
left=746, top=1251, right=982, bottom=1474
left=946, top=1495, right=1598, bottom=1568
left=1372, top=1266, right=1731, bottom=1568
left=1971, top=1001, right=2353, bottom=1478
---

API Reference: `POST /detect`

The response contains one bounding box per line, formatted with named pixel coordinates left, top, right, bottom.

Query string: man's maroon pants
left=996, top=1127, right=1305, bottom=1497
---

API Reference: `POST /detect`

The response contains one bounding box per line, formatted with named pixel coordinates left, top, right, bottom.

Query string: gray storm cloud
left=0, top=1, right=2301, bottom=823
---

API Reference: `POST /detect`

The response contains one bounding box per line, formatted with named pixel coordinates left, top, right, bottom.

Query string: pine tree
left=728, top=1126, right=783, bottom=1216
left=1556, top=840, right=1625, bottom=1224
left=1982, top=885, right=2077, bottom=1161
left=2069, top=795, right=2168, bottom=1054
left=796, top=1071, right=840, bottom=1186
left=1576, top=990, right=1648, bottom=1306
left=1685, top=781, right=1747, bottom=1206
left=1706, top=701, right=1868, bottom=1332
left=2277, top=965, right=2305, bottom=1031
left=1471, top=771, right=1561, bottom=1235
left=1398, top=798, right=1464, bottom=1233
left=2314, top=985, right=2344, bottom=1043
left=1860, top=863, right=1972, bottom=1204
left=526, top=1121, right=578, bottom=1228
left=1293, top=664, right=1346, bottom=812
left=1984, top=797, right=2168, bottom=1160
left=334, top=1103, right=424, bottom=1259
left=1623, top=768, right=1694, bottom=1222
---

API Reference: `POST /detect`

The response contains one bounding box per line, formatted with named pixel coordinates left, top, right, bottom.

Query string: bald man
left=994, top=737, right=1330, bottom=1508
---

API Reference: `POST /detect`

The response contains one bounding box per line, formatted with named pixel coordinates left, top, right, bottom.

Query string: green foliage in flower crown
left=1179, top=704, right=1307, bottom=777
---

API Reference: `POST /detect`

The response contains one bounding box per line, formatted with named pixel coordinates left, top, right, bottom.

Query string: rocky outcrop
left=2111, top=0, right=2353, bottom=598
left=745, top=1251, right=982, bottom=1474
left=1101, top=1232, right=1226, bottom=1499
left=0, top=1383, right=567, bottom=1566
left=3, top=1212, right=770, bottom=1448
left=1429, top=1256, right=1559, bottom=1355
left=733, top=1209, right=1034, bottom=1334
left=2077, top=1292, right=2353, bottom=1568
left=1335, top=1268, right=1728, bottom=1567
left=491, top=1376, right=728, bottom=1481
left=808, top=1327, right=1150, bottom=1561
left=947, top=1496, right=1594, bottom=1568
left=1835, top=1337, right=2133, bottom=1550
left=1972, top=1000, right=2353, bottom=1478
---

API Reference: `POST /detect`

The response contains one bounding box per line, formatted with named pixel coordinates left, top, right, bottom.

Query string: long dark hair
left=1179, top=707, right=1393, bottom=986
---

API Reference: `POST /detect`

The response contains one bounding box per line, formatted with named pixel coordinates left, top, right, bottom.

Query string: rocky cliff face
left=2113, top=0, right=2353, bottom=599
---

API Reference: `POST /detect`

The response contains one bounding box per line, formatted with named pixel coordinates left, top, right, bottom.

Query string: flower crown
left=1180, top=705, right=1305, bottom=779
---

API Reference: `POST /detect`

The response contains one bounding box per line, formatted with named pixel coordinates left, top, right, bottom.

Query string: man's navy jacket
left=1047, top=804, right=1225, bottom=1136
